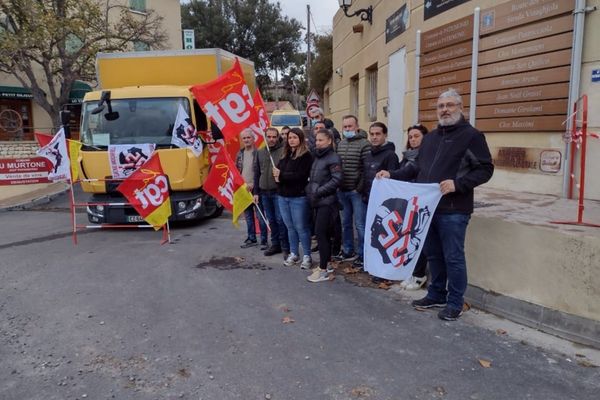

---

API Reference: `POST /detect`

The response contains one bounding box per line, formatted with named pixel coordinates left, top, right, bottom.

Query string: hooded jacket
left=336, top=129, right=370, bottom=191
left=305, top=146, right=343, bottom=208
left=416, top=117, right=494, bottom=214
left=361, top=141, right=400, bottom=203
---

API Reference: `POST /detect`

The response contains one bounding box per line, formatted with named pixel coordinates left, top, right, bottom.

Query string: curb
left=0, top=184, right=70, bottom=212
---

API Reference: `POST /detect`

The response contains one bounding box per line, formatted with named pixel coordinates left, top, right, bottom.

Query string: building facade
left=328, top=0, right=600, bottom=200
left=0, top=0, right=183, bottom=140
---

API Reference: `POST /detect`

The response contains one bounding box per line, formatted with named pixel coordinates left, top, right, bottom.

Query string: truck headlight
left=177, top=201, right=187, bottom=211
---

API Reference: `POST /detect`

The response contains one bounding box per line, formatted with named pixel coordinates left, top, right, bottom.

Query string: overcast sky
left=274, top=0, right=339, bottom=34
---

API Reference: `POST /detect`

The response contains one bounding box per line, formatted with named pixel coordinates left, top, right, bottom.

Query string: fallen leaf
left=577, top=359, right=598, bottom=368
left=343, top=267, right=360, bottom=274
left=234, top=256, right=245, bottom=263
left=462, top=302, right=471, bottom=312
left=282, top=316, right=295, bottom=324
left=349, top=385, right=374, bottom=397
left=496, top=328, right=507, bottom=335
left=434, top=386, right=447, bottom=396
left=478, top=359, right=492, bottom=368
left=575, top=353, right=586, bottom=358
left=378, top=283, right=390, bottom=290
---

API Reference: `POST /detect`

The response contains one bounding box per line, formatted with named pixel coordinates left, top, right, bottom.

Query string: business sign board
left=386, top=4, right=409, bottom=43
left=424, top=0, right=470, bottom=21
left=491, top=147, right=562, bottom=174
left=0, top=157, right=50, bottom=185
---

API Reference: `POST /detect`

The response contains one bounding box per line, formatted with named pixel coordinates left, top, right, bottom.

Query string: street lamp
left=338, top=0, right=373, bottom=25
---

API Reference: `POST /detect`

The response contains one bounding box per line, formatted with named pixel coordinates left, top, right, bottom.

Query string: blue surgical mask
left=343, top=130, right=356, bottom=139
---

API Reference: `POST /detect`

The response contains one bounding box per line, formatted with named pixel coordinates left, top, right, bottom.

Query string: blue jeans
left=424, top=213, right=471, bottom=311
left=261, top=191, right=289, bottom=251
left=337, top=190, right=366, bottom=257
left=278, top=196, right=311, bottom=256
left=243, top=200, right=268, bottom=244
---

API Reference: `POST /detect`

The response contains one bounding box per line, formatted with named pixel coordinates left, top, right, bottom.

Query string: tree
left=181, top=0, right=303, bottom=90
left=0, top=0, right=168, bottom=129
left=308, top=33, right=332, bottom=97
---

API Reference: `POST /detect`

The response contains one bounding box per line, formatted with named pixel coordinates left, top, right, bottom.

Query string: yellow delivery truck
left=79, top=49, right=255, bottom=223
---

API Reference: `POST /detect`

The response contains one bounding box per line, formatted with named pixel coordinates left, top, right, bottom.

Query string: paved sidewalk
left=0, top=182, right=69, bottom=211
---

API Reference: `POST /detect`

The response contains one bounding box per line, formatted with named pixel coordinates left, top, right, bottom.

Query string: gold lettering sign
left=480, top=0, right=574, bottom=35
left=420, top=68, right=471, bottom=89
left=476, top=99, right=568, bottom=119
left=479, top=32, right=572, bottom=65
left=477, top=83, right=569, bottom=105
left=420, top=95, right=471, bottom=111
left=478, top=66, right=570, bottom=92
left=421, top=15, right=473, bottom=53
left=421, top=42, right=472, bottom=66
left=476, top=115, right=565, bottom=132
left=478, top=49, right=571, bottom=79
left=479, top=14, right=573, bottom=51
left=420, top=82, right=471, bottom=100
left=421, top=55, right=473, bottom=77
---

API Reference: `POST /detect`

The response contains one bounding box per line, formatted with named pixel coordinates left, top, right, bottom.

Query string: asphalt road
left=1, top=192, right=599, bottom=400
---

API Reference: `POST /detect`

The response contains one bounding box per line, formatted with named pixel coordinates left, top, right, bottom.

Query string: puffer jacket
left=305, top=146, right=343, bottom=208
left=361, top=141, right=400, bottom=203
left=336, top=129, right=370, bottom=191
left=390, top=148, right=419, bottom=181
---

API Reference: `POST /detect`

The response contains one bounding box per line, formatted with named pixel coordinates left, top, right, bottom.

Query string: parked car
left=270, top=109, right=302, bottom=131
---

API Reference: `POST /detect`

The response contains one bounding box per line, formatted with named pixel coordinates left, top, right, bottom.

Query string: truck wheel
left=209, top=204, right=224, bottom=218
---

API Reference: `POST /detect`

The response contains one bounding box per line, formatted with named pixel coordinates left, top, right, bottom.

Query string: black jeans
left=412, top=252, right=428, bottom=278
left=314, top=204, right=338, bottom=269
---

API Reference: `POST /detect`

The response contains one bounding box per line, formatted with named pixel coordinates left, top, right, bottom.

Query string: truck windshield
left=80, top=97, right=190, bottom=147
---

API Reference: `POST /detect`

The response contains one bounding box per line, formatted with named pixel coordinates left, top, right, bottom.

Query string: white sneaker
left=400, top=276, right=415, bottom=289
left=283, top=253, right=299, bottom=267
left=326, top=263, right=335, bottom=273
left=307, top=267, right=330, bottom=283
left=300, top=255, right=312, bottom=269
left=405, top=276, right=427, bottom=290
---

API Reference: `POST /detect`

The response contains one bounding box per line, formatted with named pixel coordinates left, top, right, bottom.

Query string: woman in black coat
left=305, top=129, right=343, bottom=283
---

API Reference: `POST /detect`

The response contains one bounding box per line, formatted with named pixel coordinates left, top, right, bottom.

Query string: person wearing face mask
left=409, top=88, right=493, bottom=321
left=334, top=115, right=371, bottom=269
left=309, top=107, right=340, bottom=143
left=376, top=123, right=429, bottom=288
left=305, top=129, right=343, bottom=282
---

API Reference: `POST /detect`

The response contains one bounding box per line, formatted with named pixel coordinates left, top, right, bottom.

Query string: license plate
left=126, top=215, right=144, bottom=223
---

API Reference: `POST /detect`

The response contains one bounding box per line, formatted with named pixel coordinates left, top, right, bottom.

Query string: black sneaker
left=240, top=238, right=258, bottom=248
left=260, top=242, right=269, bottom=251
left=411, top=297, right=447, bottom=309
left=352, top=257, right=364, bottom=269
left=332, top=251, right=356, bottom=262
left=438, top=307, right=463, bottom=321
left=264, top=245, right=282, bottom=256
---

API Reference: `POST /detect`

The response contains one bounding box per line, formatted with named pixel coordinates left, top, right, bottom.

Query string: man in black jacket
left=411, top=88, right=494, bottom=321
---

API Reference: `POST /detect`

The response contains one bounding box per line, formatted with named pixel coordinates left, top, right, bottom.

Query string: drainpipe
left=414, top=30, right=421, bottom=125
left=563, top=0, right=591, bottom=197
left=469, top=8, right=480, bottom=125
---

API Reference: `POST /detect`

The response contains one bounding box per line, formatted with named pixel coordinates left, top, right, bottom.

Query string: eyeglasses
left=437, top=102, right=460, bottom=110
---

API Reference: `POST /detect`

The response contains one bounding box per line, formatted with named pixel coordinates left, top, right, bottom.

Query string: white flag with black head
left=36, top=127, right=71, bottom=182
left=171, top=104, right=203, bottom=157
left=364, top=178, right=442, bottom=281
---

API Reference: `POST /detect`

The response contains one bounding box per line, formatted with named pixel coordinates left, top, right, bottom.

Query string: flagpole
left=69, top=179, right=78, bottom=245
left=253, top=200, right=271, bottom=233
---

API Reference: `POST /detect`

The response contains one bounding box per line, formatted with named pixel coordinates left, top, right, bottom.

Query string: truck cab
left=78, top=49, right=255, bottom=224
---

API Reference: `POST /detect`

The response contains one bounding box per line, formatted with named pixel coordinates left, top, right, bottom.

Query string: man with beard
left=254, top=127, right=290, bottom=257
left=411, top=88, right=494, bottom=321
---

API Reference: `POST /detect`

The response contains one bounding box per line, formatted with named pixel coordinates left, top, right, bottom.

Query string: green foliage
left=308, top=33, right=332, bottom=97
left=0, top=0, right=167, bottom=128
left=181, top=0, right=303, bottom=89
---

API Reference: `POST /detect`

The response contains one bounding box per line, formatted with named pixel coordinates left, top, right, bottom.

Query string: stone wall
left=0, top=141, right=39, bottom=158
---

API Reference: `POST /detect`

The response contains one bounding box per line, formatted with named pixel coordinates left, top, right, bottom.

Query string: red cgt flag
left=203, top=146, right=253, bottom=225
left=250, top=89, right=269, bottom=148
left=117, top=153, right=172, bottom=230
left=190, top=59, right=260, bottom=143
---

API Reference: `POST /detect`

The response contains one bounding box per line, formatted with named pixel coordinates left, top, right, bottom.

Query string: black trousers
left=412, top=252, right=428, bottom=278
left=314, top=204, right=338, bottom=269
